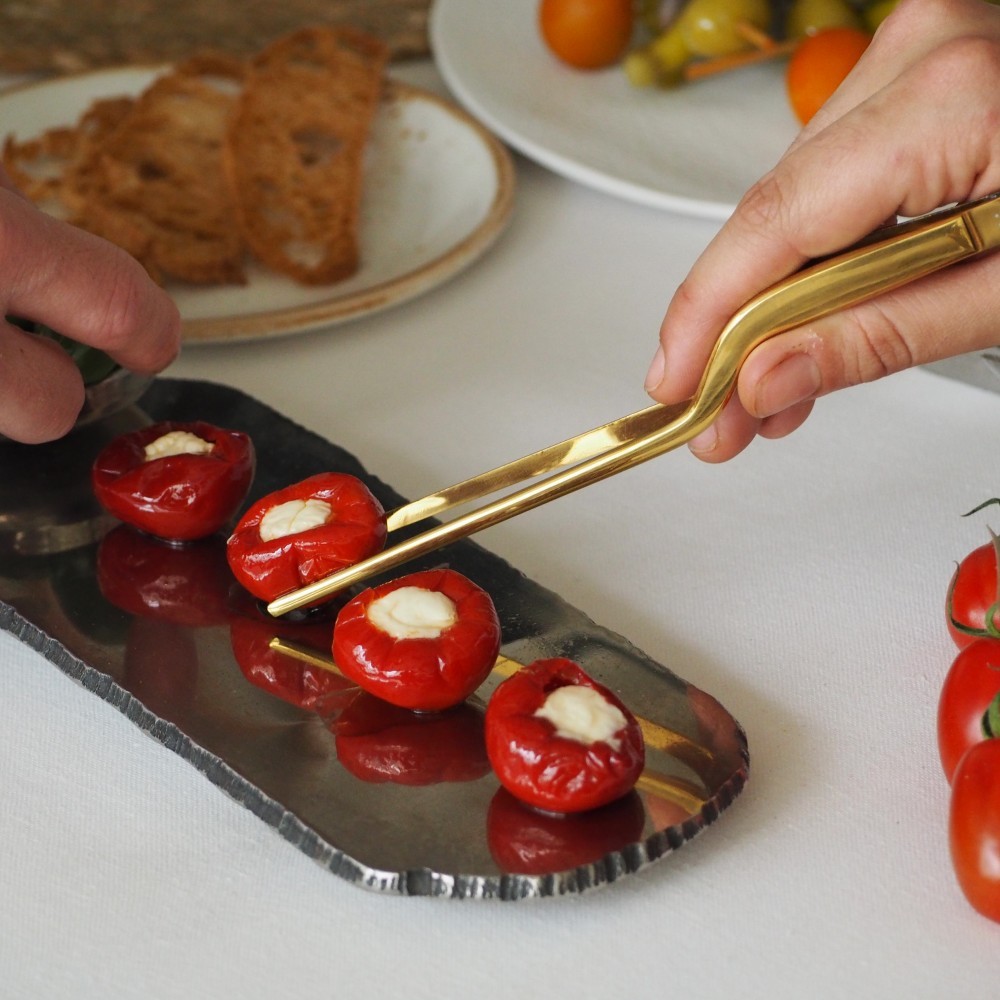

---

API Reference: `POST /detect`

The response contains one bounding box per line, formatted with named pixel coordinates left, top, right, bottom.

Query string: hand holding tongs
left=267, top=193, right=1000, bottom=617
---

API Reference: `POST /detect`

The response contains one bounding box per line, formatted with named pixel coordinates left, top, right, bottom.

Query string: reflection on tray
left=0, top=377, right=749, bottom=900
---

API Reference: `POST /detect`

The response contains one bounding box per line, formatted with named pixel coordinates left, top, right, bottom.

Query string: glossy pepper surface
left=485, top=658, right=645, bottom=814
left=332, top=568, right=501, bottom=711
left=226, top=472, right=386, bottom=604
left=91, top=420, right=255, bottom=541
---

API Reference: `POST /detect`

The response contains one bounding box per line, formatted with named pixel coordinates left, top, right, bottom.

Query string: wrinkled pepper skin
left=332, top=568, right=501, bottom=712
left=91, top=420, right=255, bottom=542
left=226, top=472, right=386, bottom=604
left=485, top=658, right=645, bottom=814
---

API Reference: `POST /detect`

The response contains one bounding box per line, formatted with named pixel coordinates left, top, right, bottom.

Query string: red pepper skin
left=91, top=420, right=255, bottom=542
left=332, top=568, right=501, bottom=711
left=97, top=524, right=234, bottom=626
left=484, top=658, right=645, bottom=814
left=226, top=472, right=386, bottom=604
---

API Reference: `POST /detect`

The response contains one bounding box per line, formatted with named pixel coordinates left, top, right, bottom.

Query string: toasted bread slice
left=5, top=57, right=248, bottom=285
left=222, top=26, right=388, bottom=284
left=3, top=96, right=135, bottom=220
left=77, top=55, right=248, bottom=285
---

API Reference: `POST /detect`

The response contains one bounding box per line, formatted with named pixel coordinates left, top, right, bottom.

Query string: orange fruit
left=785, top=26, right=872, bottom=125
left=538, top=0, right=634, bottom=70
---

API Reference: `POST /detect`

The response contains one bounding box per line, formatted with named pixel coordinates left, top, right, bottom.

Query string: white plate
left=430, top=0, right=799, bottom=219
left=0, top=67, right=516, bottom=343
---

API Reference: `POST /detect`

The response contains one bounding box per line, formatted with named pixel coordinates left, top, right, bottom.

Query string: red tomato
left=484, top=658, right=645, bottom=814
left=538, top=0, right=634, bottom=70
left=97, top=524, right=234, bottom=626
left=91, top=420, right=255, bottom=542
left=949, top=738, right=1000, bottom=923
left=947, top=537, right=1000, bottom=648
left=938, top=638, right=1000, bottom=782
left=226, top=472, right=386, bottom=605
left=332, top=568, right=501, bottom=711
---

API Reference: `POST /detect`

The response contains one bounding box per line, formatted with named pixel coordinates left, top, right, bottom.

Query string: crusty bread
left=3, top=56, right=247, bottom=285
left=77, top=55, right=248, bottom=285
left=3, top=95, right=136, bottom=220
left=222, top=26, right=389, bottom=284
left=2, top=27, right=388, bottom=287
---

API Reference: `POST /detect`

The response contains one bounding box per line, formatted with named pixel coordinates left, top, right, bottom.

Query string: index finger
left=646, top=123, right=902, bottom=403
left=0, top=188, right=181, bottom=374
left=646, top=0, right=1000, bottom=407
left=648, top=58, right=1000, bottom=404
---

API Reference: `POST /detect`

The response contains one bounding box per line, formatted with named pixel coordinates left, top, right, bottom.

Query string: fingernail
left=689, top=426, right=717, bottom=456
left=644, top=346, right=665, bottom=391
left=756, top=353, right=821, bottom=416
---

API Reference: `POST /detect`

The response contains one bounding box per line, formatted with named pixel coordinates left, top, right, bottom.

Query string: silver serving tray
left=0, top=377, right=748, bottom=900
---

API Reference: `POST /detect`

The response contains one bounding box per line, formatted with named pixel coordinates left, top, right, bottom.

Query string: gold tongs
left=268, top=193, right=1000, bottom=618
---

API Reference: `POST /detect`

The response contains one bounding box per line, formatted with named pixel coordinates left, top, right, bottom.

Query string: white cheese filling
left=366, top=586, right=458, bottom=640
left=534, top=685, right=626, bottom=750
left=143, top=430, right=214, bottom=461
left=259, top=498, right=332, bottom=542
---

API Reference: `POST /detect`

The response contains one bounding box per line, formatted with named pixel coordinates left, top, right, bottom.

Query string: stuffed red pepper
left=91, top=420, right=255, bottom=542
left=332, top=568, right=501, bottom=712
left=485, top=658, right=645, bottom=814
left=227, top=472, right=386, bottom=605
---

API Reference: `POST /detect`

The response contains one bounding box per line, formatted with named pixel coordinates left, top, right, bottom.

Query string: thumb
left=737, top=251, right=1000, bottom=420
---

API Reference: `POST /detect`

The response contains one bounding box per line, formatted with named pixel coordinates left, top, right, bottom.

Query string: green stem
left=982, top=692, right=1000, bottom=740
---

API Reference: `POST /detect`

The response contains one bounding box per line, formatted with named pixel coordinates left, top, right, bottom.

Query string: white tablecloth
left=2, top=61, right=999, bottom=1000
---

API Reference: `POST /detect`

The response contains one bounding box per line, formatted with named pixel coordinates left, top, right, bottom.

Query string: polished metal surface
left=0, top=406, right=151, bottom=558
left=269, top=194, right=1000, bottom=615
left=0, top=366, right=152, bottom=556
left=76, top=368, right=152, bottom=427
left=0, top=378, right=748, bottom=900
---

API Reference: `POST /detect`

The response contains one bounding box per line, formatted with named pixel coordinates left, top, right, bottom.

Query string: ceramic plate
left=0, top=68, right=516, bottom=343
left=430, top=0, right=799, bottom=219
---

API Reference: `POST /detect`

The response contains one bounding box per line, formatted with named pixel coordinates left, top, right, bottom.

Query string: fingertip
left=643, top=346, right=665, bottom=394
left=747, top=351, right=822, bottom=419
left=687, top=425, right=719, bottom=459
left=5, top=208, right=183, bottom=375
left=757, top=400, right=815, bottom=440
left=93, top=250, right=182, bottom=374
left=687, top=398, right=760, bottom=463
left=0, top=329, right=85, bottom=443
left=129, top=300, right=183, bottom=375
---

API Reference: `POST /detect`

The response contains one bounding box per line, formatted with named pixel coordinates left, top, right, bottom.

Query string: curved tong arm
left=268, top=194, right=1000, bottom=616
